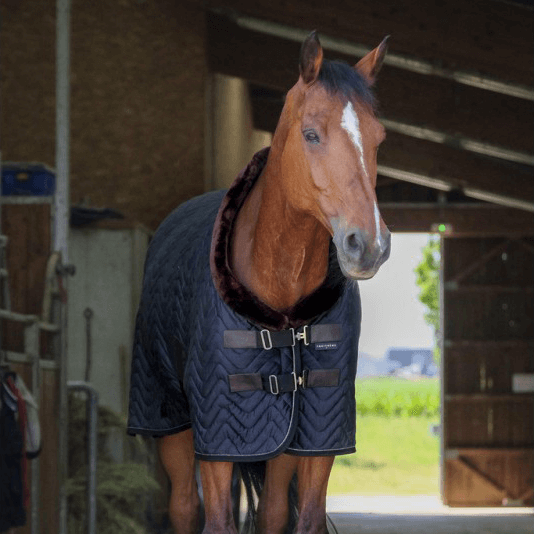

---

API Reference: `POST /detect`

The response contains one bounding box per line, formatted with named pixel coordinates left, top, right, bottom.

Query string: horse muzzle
left=332, top=224, right=391, bottom=280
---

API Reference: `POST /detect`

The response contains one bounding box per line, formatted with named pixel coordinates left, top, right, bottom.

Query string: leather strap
left=228, top=369, right=340, bottom=395
left=303, top=369, right=340, bottom=388
left=223, top=324, right=342, bottom=350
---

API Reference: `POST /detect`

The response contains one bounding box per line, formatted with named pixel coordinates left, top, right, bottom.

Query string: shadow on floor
left=330, top=512, right=533, bottom=534
left=327, top=496, right=533, bottom=534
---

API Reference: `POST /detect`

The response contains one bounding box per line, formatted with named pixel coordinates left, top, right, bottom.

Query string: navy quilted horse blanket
left=127, top=148, right=361, bottom=461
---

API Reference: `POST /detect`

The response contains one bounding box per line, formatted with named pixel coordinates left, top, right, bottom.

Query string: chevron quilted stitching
left=127, top=170, right=361, bottom=460
left=286, top=282, right=360, bottom=454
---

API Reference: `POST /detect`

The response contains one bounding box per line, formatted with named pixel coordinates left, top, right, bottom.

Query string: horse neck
left=231, top=153, right=331, bottom=312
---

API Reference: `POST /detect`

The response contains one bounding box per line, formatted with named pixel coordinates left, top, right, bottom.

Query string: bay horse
left=128, top=32, right=390, bottom=534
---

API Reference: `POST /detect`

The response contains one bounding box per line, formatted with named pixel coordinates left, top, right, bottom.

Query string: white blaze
left=341, top=102, right=368, bottom=177
left=373, top=201, right=383, bottom=250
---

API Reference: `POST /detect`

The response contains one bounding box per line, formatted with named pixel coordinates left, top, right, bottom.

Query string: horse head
left=274, top=32, right=391, bottom=280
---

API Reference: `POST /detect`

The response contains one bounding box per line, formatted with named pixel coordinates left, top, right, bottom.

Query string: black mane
left=318, top=59, right=376, bottom=109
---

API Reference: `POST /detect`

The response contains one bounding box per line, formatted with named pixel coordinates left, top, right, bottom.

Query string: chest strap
left=228, top=369, right=340, bottom=395
left=223, top=324, right=342, bottom=350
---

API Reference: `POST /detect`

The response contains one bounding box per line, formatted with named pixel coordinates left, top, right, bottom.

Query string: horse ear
left=300, top=31, right=323, bottom=85
left=355, top=36, right=389, bottom=85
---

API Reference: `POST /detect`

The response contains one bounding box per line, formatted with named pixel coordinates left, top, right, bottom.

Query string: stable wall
left=1, top=0, right=207, bottom=231
left=209, top=73, right=271, bottom=189
left=67, top=223, right=149, bottom=415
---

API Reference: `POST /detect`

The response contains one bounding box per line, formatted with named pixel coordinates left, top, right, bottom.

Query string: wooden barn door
left=442, top=236, right=534, bottom=507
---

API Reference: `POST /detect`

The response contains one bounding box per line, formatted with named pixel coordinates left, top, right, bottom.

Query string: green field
left=355, top=376, right=440, bottom=418
left=328, top=377, right=441, bottom=495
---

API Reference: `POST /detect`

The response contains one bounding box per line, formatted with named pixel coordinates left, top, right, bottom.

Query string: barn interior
left=0, top=0, right=532, bottom=532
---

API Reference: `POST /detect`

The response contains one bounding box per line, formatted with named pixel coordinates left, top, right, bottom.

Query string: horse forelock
left=317, top=59, right=376, bottom=110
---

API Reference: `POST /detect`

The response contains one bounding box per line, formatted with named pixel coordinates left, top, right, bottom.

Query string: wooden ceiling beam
left=249, top=89, right=534, bottom=210
left=208, top=13, right=534, bottom=156
left=208, top=12, right=533, bottom=210
left=228, top=12, right=534, bottom=101
left=205, top=0, right=533, bottom=86
left=380, top=204, right=534, bottom=236
left=379, top=133, right=534, bottom=211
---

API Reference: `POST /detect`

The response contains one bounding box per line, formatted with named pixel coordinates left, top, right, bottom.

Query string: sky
left=357, top=233, right=435, bottom=358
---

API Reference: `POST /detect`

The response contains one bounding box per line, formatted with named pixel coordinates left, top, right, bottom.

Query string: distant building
left=386, top=348, right=438, bottom=377
left=357, top=353, right=400, bottom=377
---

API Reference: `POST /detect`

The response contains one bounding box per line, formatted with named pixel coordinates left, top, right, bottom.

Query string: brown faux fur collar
left=210, top=147, right=346, bottom=331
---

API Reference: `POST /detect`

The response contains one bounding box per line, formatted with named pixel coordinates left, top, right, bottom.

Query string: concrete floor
left=326, top=496, right=534, bottom=534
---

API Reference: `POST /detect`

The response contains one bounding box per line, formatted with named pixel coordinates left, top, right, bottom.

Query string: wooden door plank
left=1, top=204, right=51, bottom=352
left=450, top=448, right=533, bottom=456
left=450, top=239, right=511, bottom=284
left=519, top=487, right=533, bottom=502
left=453, top=457, right=509, bottom=498
left=442, top=235, right=534, bottom=507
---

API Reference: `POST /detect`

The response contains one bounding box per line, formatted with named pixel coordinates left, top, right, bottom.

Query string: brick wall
left=1, top=0, right=207, bottom=230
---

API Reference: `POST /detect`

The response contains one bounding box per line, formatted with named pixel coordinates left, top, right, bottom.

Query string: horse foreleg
left=257, top=454, right=299, bottom=534
left=295, top=456, right=335, bottom=534
left=199, top=460, right=238, bottom=534
left=158, top=430, right=200, bottom=534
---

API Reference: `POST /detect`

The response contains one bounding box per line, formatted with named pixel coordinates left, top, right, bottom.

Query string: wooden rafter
left=204, top=0, right=533, bottom=85
left=378, top=134, right=534, bottom=210
left=206, top=5, right=534, bottom=214
left=208, top=12, right=534, bottom=155
left=378, top=205, right=534, bottom=236
left=208, top=13, right=534, bottom=210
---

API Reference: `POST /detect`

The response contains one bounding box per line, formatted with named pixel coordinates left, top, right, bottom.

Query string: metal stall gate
left=442, top=236, right=534, bottom=507
left=0, top=0, right=72, bottom=531
left=0, top=168, right=65, bottom=534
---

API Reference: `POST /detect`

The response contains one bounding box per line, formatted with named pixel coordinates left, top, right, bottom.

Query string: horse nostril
left=344, top=232, right=364, bottom=260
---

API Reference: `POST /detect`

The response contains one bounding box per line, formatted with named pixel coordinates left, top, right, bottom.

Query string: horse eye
left=303, top=129, right=320, bottom=144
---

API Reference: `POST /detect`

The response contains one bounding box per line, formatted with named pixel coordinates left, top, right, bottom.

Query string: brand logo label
left=315, top=342, right=338, bottom=351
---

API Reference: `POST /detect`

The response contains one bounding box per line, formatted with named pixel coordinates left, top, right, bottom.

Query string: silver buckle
left=269, top=375, right=279, bottom=394
left=295, top=326, right=310, bottom=346
left=291, top=372, right=298, bottom=392
left=261, top=330, right=273, bottom=350
left=290, top=328, right=296, bottom=346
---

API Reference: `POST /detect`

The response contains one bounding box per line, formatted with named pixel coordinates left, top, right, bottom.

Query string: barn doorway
left=327, top=231, right=534, bottom=523
left=328, top=233, right=441, bottom=500
left=326, top=234, right=534, bottom=533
